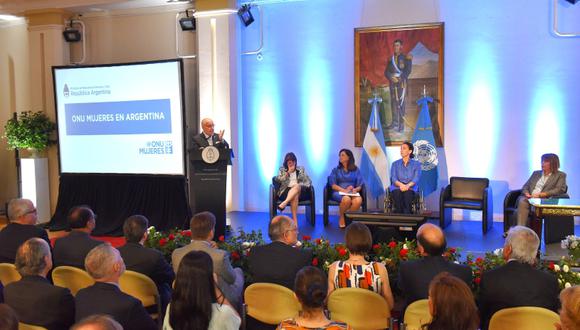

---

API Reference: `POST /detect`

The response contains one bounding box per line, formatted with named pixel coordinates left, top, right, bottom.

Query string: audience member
left=164, top=250, right=240, bottom=330
left=398, top=223, right=472, bottom=310
left=422, top=272, right=479, bottom=330
left=0, top=198, right=49, bottom=264
left=328, top=223, right=394, bottom=308
left=118, top=215, right=174, bottom=311
left=0, top=304, right=18, bottom=330
left=479, top=226, right=559, bottom=330
left=171, top=212, right=244, bottom=307
left=328, top=148, right=364, bottom=228
left=53, top=205, right=103, bottom=269
left=556, top=285, right=580, bottom=330
left=248, top=215, right=312, bottom=289
left=278, top=266, right=352, bottom=330
left=4, top=238, right=75, bottom=330
left=75, top=243, right=156, bottom=330
left=71, top=315, right=123, bottom=330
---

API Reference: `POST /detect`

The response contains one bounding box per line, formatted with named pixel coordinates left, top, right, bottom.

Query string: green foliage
left=2, top=111, right=56, bottom=151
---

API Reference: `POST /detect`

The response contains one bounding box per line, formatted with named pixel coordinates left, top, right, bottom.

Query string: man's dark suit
left=192, top=132, right=229, bottom=149
left=75, top=282, right=157, bottom=330
left=52, top=231, right=103, bottom=269
left=247, top=241, right=312, bottom=289
left=479, top=261, right=560, bottom=330
left=0, top=223, right=50, bottom=264
left=118, top=242, right=174, bottom=309
left=398, top=256, right=472, bottom=308
left=4, top=275, right=75, bottom=330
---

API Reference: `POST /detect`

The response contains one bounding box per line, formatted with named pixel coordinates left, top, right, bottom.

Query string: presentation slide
left=53, top=60, right=185, bottom=175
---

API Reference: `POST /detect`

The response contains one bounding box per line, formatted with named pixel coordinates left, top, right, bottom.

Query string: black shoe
left=277, top=204, right=285, bottom=211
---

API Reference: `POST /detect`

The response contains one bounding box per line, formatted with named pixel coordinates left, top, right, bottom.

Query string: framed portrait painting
left=354, top=22, right=444, bottom=146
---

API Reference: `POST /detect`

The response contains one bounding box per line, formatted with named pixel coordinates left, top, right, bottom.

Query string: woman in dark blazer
left=516, top=153, right=567, bottom=227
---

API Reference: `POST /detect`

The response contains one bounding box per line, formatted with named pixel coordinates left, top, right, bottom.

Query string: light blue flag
left=360, top=94, right=389, bottom=199
left=411, top=94, right=439, bottom=196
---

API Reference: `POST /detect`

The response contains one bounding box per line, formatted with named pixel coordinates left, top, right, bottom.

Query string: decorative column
left=23, top=9, right=70, bottom=222
left=194, top=0, right=243, bottom=211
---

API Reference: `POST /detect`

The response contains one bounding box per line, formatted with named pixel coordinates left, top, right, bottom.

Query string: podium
left=190, top=147, right=232, bottom=239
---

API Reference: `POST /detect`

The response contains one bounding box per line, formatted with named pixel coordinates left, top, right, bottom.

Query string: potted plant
left=2, top=111, right=56, bottom=156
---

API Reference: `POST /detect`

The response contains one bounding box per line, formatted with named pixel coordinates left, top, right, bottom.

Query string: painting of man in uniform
left=355, top=23, right=444, bottom=146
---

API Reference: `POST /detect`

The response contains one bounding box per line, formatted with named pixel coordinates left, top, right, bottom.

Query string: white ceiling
left=0, top=0, right=192, bottom=16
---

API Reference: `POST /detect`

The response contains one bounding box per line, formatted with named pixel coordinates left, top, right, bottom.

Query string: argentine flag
left=360, top=96, right=389, bottom=199
left=411, top=94, right=439, bottom=196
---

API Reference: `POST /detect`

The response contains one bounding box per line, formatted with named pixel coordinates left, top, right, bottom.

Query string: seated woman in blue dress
left=389, top=141, right=421, bottom=214
left=275, top=152, right=312, bottom=226
left=329, top=149, right=364, bottom=228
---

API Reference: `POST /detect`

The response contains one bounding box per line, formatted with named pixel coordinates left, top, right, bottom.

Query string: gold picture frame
left=354, top=22, right=444, bottom=146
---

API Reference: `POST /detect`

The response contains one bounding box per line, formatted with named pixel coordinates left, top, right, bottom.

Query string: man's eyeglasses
left=24, top=208, right=37, bottom=215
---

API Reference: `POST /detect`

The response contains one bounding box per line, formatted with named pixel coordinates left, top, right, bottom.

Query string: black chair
left=269, top=177, right=316, bottom=226
left=323, top=176, right=367, bottom=226
left=439, top=177, right=493, bottom=234
left=384, top=188, right=424, bottom=214
left=503, top=187, right=573, bottom=243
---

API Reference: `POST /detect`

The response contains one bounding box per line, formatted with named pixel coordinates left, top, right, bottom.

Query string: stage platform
left=227, top=211, right=580, bottom=260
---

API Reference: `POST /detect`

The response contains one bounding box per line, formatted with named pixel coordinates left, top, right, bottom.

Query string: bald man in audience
left=398, top=223, right=472, bottom=310
left=4, top=238, right=75, bottom=330
left=247, top=215, right=312, bottom=289
left=75, top=243, right=157, bottom=330
left=0, top=198, right=49, bottom=264
left=71, top=315, right=123, bottom=330
left=52, top=206, right=103, bottom=269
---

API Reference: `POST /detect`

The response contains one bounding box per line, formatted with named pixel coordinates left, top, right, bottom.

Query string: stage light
left=179, top=10, right=196, bottom=31
left=62, top=27, right=81, bottom=42
left=238, top=4, right=254, bottom=27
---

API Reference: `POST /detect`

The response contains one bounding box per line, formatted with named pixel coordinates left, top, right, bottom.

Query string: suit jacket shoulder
left=0, top=224, right=50, bottom=263
left=4, top=276, right=75, bottom=330
left=248, top=242, right=312, bottom=289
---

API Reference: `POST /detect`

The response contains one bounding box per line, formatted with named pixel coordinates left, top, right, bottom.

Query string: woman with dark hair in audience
left=275, top=152, right=312, bottom=226
left=389, top=141, right=421, bottom=214
left=0, top=304, right=18, bottom=330
left=556, top=285, right=580, bottom=330
left=277, top=266, right=352, bottom=330
left=422, top=272, right=478, bottom=330
left=327, top=223, right=394, bottom=308
left=163, top=250, right=240, bottom=330
left=329, top=148, right=364, bottom=228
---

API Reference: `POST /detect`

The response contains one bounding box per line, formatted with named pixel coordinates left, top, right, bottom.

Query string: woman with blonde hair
left=556, top=285, right=580, bottom=330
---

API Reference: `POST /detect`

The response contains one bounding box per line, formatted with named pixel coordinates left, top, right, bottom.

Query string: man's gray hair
left=71, top=314, right=123, bottom=330
left=505, top=226, right=539, bottom=265
left=15, top=238, right=51, bottom=276
left=268, top=215, right=294, bottom=241
left=84, top=243, right=118, bottom=280
left=7, top=199, right=33, bottom=222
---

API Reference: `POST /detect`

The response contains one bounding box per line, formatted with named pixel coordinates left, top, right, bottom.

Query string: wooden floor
left=227, top=211, right=579, bottom=260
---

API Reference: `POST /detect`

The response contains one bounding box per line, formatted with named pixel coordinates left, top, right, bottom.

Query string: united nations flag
left=412, top=94, right=438, bottom=196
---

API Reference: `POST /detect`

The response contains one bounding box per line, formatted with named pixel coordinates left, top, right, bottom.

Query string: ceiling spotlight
left=63, top=21, right=81, bottom=42
left=238, top=4, right=254, bottom=27
left=179, top=9, right=196, bottom=31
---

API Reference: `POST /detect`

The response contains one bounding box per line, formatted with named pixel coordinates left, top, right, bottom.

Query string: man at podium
left=192, top=118, right=229, bottom=149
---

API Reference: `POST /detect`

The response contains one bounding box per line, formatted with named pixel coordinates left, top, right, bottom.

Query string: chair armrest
left=504, top=189, right=522, bottom=210
left=483, top=186, right=493, bottom=210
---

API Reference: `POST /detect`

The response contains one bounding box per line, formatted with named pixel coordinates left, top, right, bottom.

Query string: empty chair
left=488, top=306, right=560, bottom=330
left=439, top=177, right=493, bottom=234
left=119, top=270, right=161, bottom=322
left=52, top=266, right=95, bottom=296
left=327, top=288, right=390, bottom=330
left=0, top=263, right=21, bottom=285
left=243, top=283, right=301, bottom=326
left=403, top=299, right=431, bottom=330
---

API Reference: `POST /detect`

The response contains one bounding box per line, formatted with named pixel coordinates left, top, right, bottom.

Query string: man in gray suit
left=516, top=153, right=567, bottom=226
left=171, top=212, right=243, bottom=307
left=192, top=118, right=229, bottom=149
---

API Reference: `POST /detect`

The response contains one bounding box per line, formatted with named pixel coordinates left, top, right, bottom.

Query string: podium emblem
left=201, top=146, right=219, bottom=164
